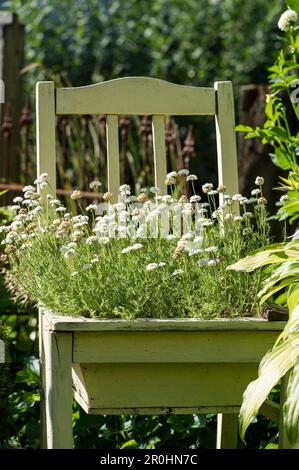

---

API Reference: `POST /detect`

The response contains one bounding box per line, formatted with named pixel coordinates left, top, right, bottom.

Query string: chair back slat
left=36, top=81, right=56, bottom=195
left=36, top=77, right=239, bottom=201
left=152, top=115, right=167, bottom=195
left=106, top=115, right=120, bottom=204
left=56, top=77, right=216, bottom=116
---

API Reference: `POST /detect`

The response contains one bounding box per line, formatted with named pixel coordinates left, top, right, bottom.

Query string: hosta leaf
left=239, top=332, right=299, bottom=441
left=284, top=362, right=299, bottom=448
left=288, top=283, right=299, bottom=321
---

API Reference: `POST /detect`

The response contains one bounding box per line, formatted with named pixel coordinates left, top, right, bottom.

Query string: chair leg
left=43, top=327, right=73, bottom=449
left=216, top=413, right=239, bottom=449
left=39, top=310, right=47, bottom=449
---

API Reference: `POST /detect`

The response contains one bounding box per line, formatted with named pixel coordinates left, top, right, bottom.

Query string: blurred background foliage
left=0, top=0, right=288, bottom=449
left=6, top=0, right=284, bottom=88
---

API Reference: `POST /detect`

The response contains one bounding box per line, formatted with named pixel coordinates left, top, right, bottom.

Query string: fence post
left=0, top=12, right=25, bottom=188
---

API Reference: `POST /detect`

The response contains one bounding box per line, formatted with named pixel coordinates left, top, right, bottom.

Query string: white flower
left=60, top=245, right=69, bottom=254
left=278, top=9, right=298, bottom=31
left=234, top=215, right=243, bottom=222
left=202, top=183, right=213, bottom=193
left=64, top=249, right=76, bottom=259
left=86, top=204, right=98, bottom=212
left=22, top=185, right=35, bottom=193
left=71, top=190, right=81, bottom=200
left=71, top=271, right=79, bottom=277
left=187, top=174, right=198, bottom=182
left=207, top=259, right=217, bottom=267
left=119, top=184, right=130, bottom=193
left=98, top=237, right=110, bottom=245
left=56, top=207, right=67, bottom=213
left=172, top=269, right=184, bottom=276
left=166, top=234, right=177, bottom=241
left=49, top=199, right=61, bottom=206
left=146, top=263, right=159, bottom=271
left=208, top=190, right=218, bottom=196
left=86, top=236, right=98, bottom=244
left=251, top=189, right=261, bottom=196
left=13, top=197, right=23, bottom=204
left=178, top=169, right=190, bottom=176
left=91, top=256, right=99, bottom=264
left=162, top=195, right=173, bottom=203
left=232, top=194, right=242, bottom=201
left=205, top=246, right=217, bottom=253
left=189, top=248, right=203, bottom=256
left=83, top=263, right=92, bottom=270
left=11, top=205, right=20, bottom=211
left=181, top=232, right=194, bottom=241
left=202, top=220, right=213, bottom=227
left=35, top=173, right=49, bottom=184
left=158, top=262, right=166, bottom=267
left=167, top=171, right=177, bottom=179
left=122, top=243, right=143, bottom=254
left=89, top=180, right=102, bottom=190
left=150, top=186, right=160, bottom=194
left=280, top=194, right=289, bottom=203
left=190, top=195, right=201, bottom=203
left=243, top=212, right=253, bottom=218
left=255, top=176, right=264, bottom=186
left=24, top=190, right=34, bottom=199
left=68, top=242, right=77, bottom=249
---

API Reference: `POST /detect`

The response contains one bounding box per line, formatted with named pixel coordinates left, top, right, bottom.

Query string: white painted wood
left=72, top=330, right=281, bottom=363
left=42, top=309, right=286, bottom=332
left=36, top=81, right=56, bottom=196
left=214, top=81, right=239, bottom=202
left=43, top=327, right=73, bottom=448
left=106, top=114, right=120, bottom=203
left=56, top=77, right=216, bottom=116
left=152, top=115, right=167, bottom=195
left=0, top=339, right=4, bottom=363
left=216, top=413, right=239, bottom=449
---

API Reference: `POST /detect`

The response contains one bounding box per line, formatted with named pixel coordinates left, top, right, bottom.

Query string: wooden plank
left=56, top=77, right=216, bottom=115
left=36, top=81, right=56, bottom=196
left=72, top=362, right=256, bottom=410
left=73, top=330, right=280, bottom=364
left=152, top=115, right=167, bottom=195
left=216, top=413, right=239, bottom=449
left=73, top=394, right=240, bottom=416
left=43, top=329, right=73, bottom=448
left=106, top=114, right=120, bottom=204
left=43, top=309, right=286, bottom=332
left=214, top=81, right=239, bottom=202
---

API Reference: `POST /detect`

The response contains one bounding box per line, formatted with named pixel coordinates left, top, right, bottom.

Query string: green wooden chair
left=36, top=77, right=286, bottom=449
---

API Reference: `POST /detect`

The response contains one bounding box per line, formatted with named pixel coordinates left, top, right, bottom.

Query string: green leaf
left=287, top=0, right=299, bottom=14
left=269, top=151, right=292, bottom=170
left=235, top=124, right=254, bottom=133
left=284, top=362, right=299, bottom=447
left=239, top=332, right=299, bottom=442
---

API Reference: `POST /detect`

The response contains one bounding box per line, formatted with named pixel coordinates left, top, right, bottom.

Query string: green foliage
left=229, top=240, right=299, bottom=446
left=8, top=0, right=284, bottom=88
left=236, top=6, right=299, bottom=223
left=4, top=176, right=271, bottom=319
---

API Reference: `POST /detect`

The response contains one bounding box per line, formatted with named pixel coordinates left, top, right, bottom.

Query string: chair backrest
left=36, top=77, right=238, bottom=203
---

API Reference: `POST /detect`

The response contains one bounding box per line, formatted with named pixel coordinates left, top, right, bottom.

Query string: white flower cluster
left=278, top=9, right=298, bottom=31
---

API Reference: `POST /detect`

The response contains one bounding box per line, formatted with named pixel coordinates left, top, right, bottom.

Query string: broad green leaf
left=284, top=362, right=299, bottom=448
left=288, top=283, right=299, bottom=321
left=239, top=332, right=299, bottom=441
left=269, top=151, right=292, bottom=170
left=235, top=124, right=254, bottom=133
left=287, top=0, right=299, bottom=14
